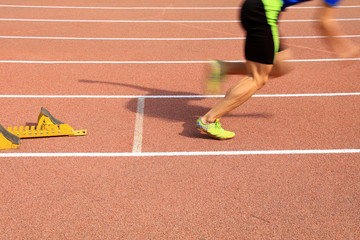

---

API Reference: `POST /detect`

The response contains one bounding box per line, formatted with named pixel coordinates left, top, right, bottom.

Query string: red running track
left=0, top=0, right=359, bottom=239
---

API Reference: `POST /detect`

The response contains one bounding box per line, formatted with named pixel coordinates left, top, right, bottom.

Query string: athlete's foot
left=205, top=60, right=226, bottom=95
left=196, top=118, right=235, bottom=140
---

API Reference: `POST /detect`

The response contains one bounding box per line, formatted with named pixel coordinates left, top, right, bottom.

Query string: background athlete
left=196, top=0, right=359, bottom=140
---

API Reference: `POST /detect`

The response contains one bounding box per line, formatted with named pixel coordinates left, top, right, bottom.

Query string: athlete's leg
left=214, top=48, right=292, bottom=77
left=205, top=49, right=291, bottom=95
left=269, top=48, right=293, bottom=77
left=201, top=60, right=272, bottom=124
left=197, top=0, right=282, bottom=139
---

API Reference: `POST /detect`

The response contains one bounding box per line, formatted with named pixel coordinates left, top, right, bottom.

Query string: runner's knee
left=253, top=74, right=268, bottom=89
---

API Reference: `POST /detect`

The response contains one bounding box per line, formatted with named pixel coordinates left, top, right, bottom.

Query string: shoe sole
left=196, top=127, right=234, bottom=140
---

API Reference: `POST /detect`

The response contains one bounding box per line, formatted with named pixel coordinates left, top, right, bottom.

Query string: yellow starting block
left=0, top=107, right=87, bottom=150
left=0, top=124, right=21, bottom=150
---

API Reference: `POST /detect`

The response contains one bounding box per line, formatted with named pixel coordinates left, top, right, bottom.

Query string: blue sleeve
left=324, top=0, right=342, bottom=6
left=282, top=0, right=342, bottom=10
left=282, top=0, right=311, bottom=9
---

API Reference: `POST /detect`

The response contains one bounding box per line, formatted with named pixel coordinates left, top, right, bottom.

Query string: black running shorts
left=240, top=0, right=283, bottom=64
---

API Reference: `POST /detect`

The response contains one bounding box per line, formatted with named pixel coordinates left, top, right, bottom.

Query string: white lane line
left=0, top=18, right=359, bottom=23
left=0, top=35, right=359, bottom=41
left=286, top=58, right=360, bottom=62
left=132, top=97, right=145, bottom=153
left=0, top=149, right=359, bottom=157
left=0, top=58, right=359, bottom=64
left=280, top=18, right=360, bottom=22
left=0, top=93, right=359, bottom=99
left=288, top=5, right=360, bottom=9
left=0, top=5, right=358, bottom=9
left=253, top=93, right=360, bottom=97
left=283, top=35, right=360, bottom=39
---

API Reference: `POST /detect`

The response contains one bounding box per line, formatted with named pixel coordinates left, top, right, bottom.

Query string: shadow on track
left=79, top=79, right=272, bottom=139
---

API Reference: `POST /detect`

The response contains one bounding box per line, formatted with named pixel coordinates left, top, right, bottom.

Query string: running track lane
left=0, top=1, right=359, bottom=239
left=1, top=154, right=359, bottom=239
left=0, top=94, right=358, bottom=153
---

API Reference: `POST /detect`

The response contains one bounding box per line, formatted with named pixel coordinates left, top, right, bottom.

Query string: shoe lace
left=214, top=121, right=224, bottom=132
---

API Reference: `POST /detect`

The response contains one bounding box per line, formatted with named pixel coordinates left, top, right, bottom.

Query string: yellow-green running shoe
left=196, top=118, right=235, bottom=140
left=205, top=60, right=225, bottom=95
